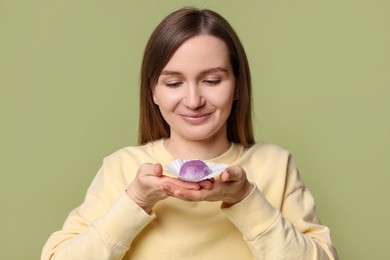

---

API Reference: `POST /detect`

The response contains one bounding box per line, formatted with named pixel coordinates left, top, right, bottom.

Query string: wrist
left=222, top=182, right=254, bottom=208
left=126, top=188, right=154, bottom=214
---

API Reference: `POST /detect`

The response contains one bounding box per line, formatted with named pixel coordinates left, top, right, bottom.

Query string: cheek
left=153, top=86, right=167, bottom=106
left=154, top=90, right=181, bottom=111
left=212, top=89, right=235, bottom=109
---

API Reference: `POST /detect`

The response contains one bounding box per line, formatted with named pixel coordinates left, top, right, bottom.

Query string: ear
left=233, top=86, right=239, bottom=100
left=152, top=91, right=159, bottom=105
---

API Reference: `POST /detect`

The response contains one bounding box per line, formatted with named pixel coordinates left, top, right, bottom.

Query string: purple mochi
left=179, top=160, right=211, bottom=181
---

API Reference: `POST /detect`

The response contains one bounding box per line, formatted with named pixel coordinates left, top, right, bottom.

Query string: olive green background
left=1, top=0, right=389, bottom=259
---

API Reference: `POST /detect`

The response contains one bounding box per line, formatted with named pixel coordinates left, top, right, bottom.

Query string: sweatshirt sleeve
left=222, top=154, right=339, bottom=260
left=41, top=166, right=155, bottom=260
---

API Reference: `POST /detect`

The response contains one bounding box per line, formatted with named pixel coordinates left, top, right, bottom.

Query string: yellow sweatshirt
left=42, top=140, right=338, bottom=259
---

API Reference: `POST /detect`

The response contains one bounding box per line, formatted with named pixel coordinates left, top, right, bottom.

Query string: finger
left=154, top=163, right=163, bottom=177
left=198, top=179, right=214, bottom=190
left=138, top=163, right=158, bottom=177
left=161, top=182, right=175, bottom=196
left=221, top=166, right=243, bottom=182
left=162, top=182, right=198, bottom=198
left=162, top=178, right=200, bottom=191
left=174, top=188, right=207, bottom=201
left=220, top=170, right=231, bottom=182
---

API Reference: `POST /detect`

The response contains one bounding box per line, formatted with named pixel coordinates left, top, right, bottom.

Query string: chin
left=174, top=125, right=226, bottom=142
left=183, top=132, right=221, bottom=142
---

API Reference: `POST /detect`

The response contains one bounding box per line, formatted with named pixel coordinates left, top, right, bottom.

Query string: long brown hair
left=138, top=7, right=254, bottom=147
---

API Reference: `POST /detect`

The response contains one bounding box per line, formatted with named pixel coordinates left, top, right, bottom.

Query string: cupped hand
left=126, top=163, right=204, bottom=213
left=163, top=166, right=254, bottom=206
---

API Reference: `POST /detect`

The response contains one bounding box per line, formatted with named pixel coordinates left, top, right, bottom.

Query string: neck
left=164, top=135, right=231, bottom=160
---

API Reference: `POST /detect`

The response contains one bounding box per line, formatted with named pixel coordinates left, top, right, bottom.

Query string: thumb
left=154, top=163, right=163, bottom=177
left=221, top=166, right=242, bottom=182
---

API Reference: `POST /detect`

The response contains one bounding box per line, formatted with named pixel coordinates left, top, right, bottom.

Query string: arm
left=166, top=153, right=338, bottom=259
left=222, top=185, right=338, bottom=260
left=221, top=153, right=339, bottom=260
left=42, top=161, right=203, bottom=260
left=41, top=167, right=155, bottom=260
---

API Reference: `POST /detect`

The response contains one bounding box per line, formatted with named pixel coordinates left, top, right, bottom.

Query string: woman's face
left=153, top=35, right=236, bottom=143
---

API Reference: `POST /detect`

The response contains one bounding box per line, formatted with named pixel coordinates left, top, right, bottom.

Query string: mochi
left=179, top=160, right=211, bottom=181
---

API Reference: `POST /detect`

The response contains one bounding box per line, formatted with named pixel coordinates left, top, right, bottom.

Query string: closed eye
left=165, top=82, right=183, bottom=88
left=203, top=79, right=221, bottom=86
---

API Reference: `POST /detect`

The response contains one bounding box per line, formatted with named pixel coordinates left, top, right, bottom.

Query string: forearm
left=44, top=223, right=129, bottom=260
left=222, top=187, right=338, bottom=260
left=245, top=215, right=337, bottom=260
left=42, top=192, right=155, bottom=260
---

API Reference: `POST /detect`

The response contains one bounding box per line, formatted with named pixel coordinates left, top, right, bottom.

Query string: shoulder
left=101, top=141, right=160, bottom=170
left=237, top=141, right=297, bottom=183
left=106, top=142, right=153, bottom=159
left=235, top=141, right=294, bottom=181
left=243, top=141, right=292, bottom=161
left=239, top=142, right=303, bottom=206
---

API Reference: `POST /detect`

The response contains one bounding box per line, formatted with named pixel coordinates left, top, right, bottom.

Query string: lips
left=183, top=113, right=210, bottom=118
left=180, top=112, right=212, bottom=123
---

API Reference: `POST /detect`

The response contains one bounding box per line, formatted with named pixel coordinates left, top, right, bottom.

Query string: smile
left=180, top=113, right=212, bottom=123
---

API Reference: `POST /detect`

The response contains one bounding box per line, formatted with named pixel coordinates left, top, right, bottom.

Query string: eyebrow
left=160, top=67, right=229, bottom=76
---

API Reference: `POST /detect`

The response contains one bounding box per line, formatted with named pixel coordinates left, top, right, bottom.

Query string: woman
left=42, top=7, right=338, bottom=259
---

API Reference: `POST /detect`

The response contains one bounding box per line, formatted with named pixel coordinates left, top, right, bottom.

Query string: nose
left=184, top=84, right=204, bottom=109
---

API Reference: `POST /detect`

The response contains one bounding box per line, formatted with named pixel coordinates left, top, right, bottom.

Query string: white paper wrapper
left=166, top=159, right=227, bottom=182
